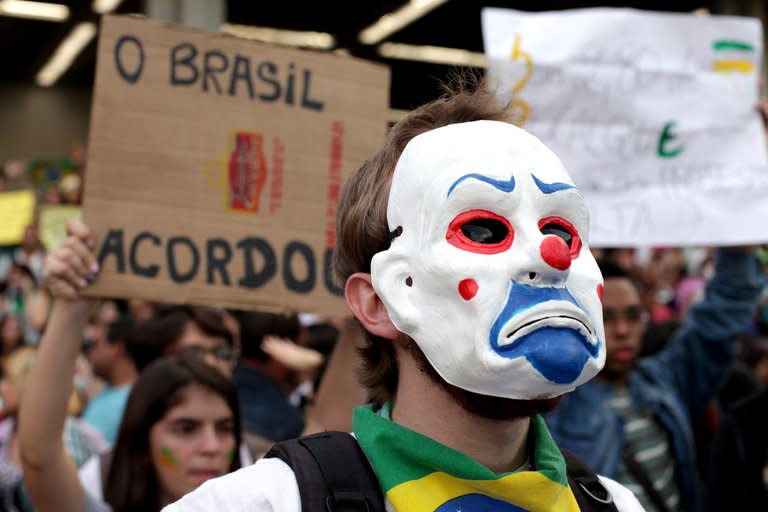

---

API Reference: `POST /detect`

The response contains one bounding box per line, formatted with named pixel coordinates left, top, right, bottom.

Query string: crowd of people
left=1, top=85, right=767, bottom=511
left=0, top=185, right=350, bottom=510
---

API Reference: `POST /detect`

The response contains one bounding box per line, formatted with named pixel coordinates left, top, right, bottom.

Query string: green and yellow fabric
left=353, top=403, right=579, bottom=511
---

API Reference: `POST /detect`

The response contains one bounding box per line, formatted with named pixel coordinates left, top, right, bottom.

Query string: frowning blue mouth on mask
left=489, top=282, right=601, bottom=384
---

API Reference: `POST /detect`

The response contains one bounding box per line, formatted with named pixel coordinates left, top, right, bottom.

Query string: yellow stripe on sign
left=387, top=470, right=579, bottom=511
left=712, top=60, right=755, bottom=73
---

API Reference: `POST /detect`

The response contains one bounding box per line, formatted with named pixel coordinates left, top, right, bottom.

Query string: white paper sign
left=482, top=7, right=768, bottom=247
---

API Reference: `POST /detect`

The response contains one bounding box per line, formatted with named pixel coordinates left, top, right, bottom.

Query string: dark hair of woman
left=104, top=351, right=242, bottom=511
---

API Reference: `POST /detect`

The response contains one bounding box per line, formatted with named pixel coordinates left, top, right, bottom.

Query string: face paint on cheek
left=226, top=447, right=236, bottom=462
left=458, top=278, right=479, bottom=300
left=159, top=446, right=180, bottom=470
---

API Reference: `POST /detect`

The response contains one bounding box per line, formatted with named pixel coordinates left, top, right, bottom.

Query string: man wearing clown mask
left=369, top=118, right=605, bottom=401
left=166, top=86, right=647, bottom=511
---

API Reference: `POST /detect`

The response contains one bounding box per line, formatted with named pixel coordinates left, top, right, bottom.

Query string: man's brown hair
left=333, top=78, right=518, bottom=403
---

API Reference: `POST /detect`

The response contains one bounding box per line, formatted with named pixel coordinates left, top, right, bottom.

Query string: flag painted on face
left=158, top=446, right=179, bottom=470
left=352, top=404, right=579, bottom=511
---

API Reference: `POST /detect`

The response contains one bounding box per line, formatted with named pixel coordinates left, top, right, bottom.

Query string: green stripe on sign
left=713, top=40, right=754, bottom=52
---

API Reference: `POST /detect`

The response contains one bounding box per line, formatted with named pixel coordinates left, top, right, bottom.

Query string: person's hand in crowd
left=43, top=219, right=99, bottom=302
left=262, top=335, right=324, bottom=372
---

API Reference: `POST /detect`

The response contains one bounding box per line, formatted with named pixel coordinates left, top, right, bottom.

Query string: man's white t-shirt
left=163, top=457, right=645, bottom=511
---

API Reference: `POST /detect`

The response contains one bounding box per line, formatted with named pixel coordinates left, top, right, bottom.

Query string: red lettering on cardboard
left=269, top=136, right=285, bottom=214
left=326, top=121, right=344, bottom=247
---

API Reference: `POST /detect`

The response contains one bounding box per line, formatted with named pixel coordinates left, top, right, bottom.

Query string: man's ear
left=345, top=272, right=400, bottom=340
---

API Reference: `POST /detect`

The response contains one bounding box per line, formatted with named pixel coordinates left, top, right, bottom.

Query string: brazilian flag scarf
left=352, top=403, right=579, bottom=511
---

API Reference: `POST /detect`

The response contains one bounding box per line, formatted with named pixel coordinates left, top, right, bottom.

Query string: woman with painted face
left=103, top=353, right=241, bottom=511
left=18, top=219, right=242, bottom=512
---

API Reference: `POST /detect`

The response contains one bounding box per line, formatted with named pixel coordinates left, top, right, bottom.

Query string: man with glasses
left=181, top=344, right=240, bottom=376
left=547, top=251, right=764, bottom=512
left=130, top=305, right=239, bottom=377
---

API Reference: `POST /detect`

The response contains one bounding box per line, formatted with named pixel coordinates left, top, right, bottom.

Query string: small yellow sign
left=0, top=190, right=36, bottom=246
left=39, top=205, right=82, bottom=251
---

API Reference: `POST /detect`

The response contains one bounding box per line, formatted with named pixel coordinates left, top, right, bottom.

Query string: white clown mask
left=370, top=120, right=605, bottom=399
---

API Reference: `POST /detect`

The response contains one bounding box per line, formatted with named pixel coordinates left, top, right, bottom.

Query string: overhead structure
left=0, top=0, right=764, bottom=109
left=0, top=0, right=68, bottom=22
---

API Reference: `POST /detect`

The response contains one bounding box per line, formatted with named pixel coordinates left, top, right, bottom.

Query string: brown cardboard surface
left=82, top=15, right=390, bottom=316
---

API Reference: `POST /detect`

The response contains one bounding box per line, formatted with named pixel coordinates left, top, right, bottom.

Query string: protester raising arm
left=648, top=247, right=764, bottom=419
left=547, top=246, right=764, bottom=512
left=18, top=219, right=99, bottom=512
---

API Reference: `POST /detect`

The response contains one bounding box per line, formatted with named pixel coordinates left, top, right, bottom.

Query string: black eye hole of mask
left=540, top=222, right=573, bottom=247
left=460, top=218, right=510, bottom=244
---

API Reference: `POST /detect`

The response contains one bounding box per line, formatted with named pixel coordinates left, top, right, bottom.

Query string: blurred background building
left=0, top=0, right=766, bottom=163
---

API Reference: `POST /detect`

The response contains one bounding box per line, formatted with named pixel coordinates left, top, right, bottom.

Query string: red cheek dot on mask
left=597, top=284, right=604, bottom=303
left=458, top=279, right=479, bottom=301
left=540, top=235, right=572, bottom=270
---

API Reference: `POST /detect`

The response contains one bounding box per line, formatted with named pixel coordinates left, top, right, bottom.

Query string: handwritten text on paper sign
left=482, top=7, right=768, bottom=246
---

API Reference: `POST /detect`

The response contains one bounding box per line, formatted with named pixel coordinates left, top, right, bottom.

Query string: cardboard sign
left=83, top=16, right=390, bottom=315
left=0, top=190, right=35, bottom=246
left=483, top=7, right=768, bottom=246
left=39, top=205, right=82, bottom=252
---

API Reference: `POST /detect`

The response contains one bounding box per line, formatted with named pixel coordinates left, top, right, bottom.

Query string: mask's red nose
left=540, top=235, right=572, bottom=270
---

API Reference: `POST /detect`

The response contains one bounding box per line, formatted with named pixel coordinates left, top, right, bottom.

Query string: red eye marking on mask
left=540, top=236, right=572, bottom=270
left=597, top=284, right=604, bottom=303
left=446, top=210, right=514, bottom=254
left=458, top=279, right=479, bottom=300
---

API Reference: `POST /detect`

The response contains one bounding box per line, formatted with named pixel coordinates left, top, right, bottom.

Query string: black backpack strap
left=561, top=448, right=619, bottom=512
left=622, top=450, right=670, bottom=512
left=265, top=431, right=385, bottom=512
left=99, top=451, right=113, bottom=490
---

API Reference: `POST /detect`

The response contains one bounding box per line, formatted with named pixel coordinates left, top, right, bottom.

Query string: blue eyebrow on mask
left=532, top=174, right=574, bottom=194
left=446, top=173, right=516, bottom=197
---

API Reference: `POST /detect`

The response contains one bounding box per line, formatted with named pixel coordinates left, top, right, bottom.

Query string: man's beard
left=405, top=338, right=561, bottom=420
